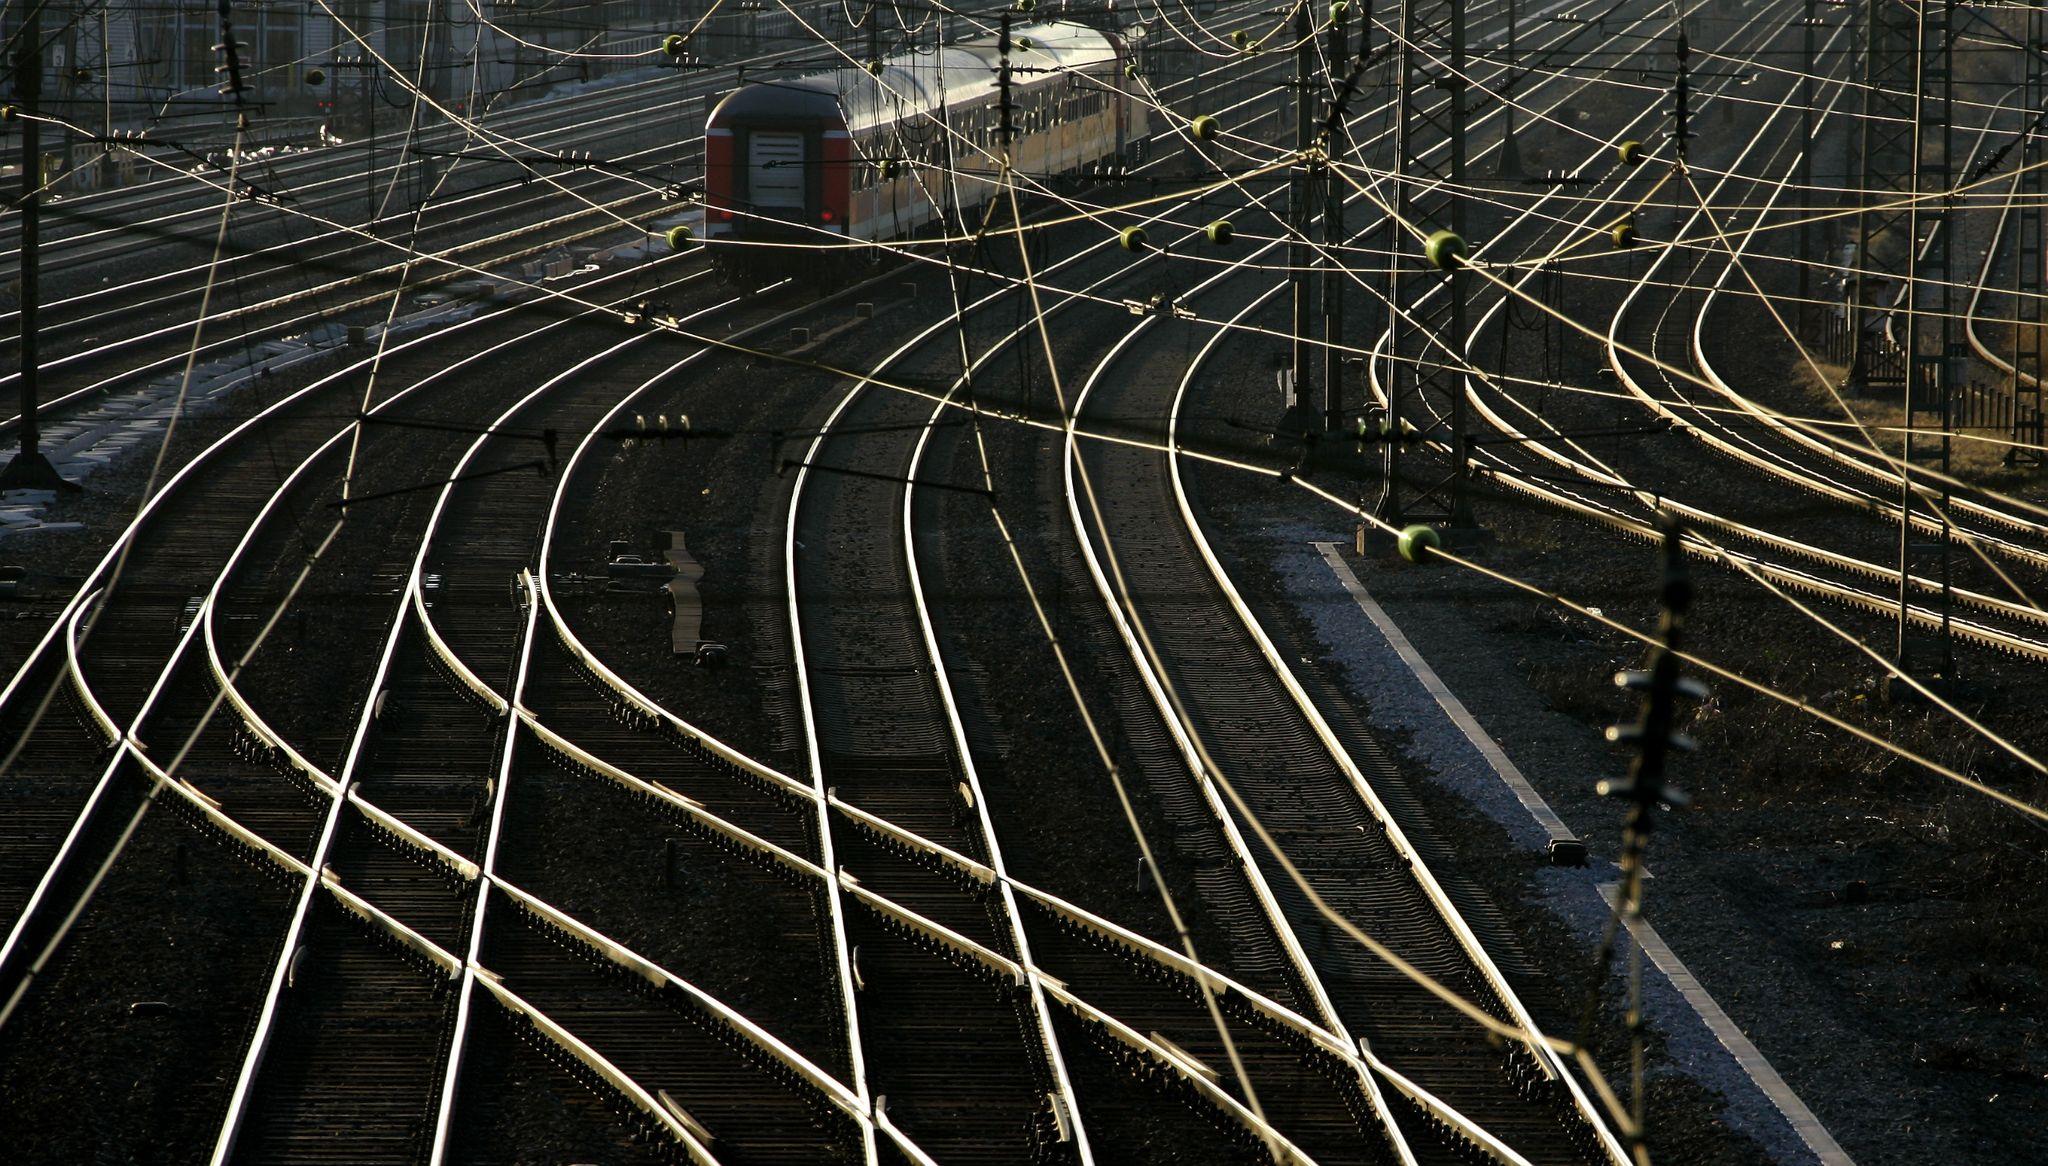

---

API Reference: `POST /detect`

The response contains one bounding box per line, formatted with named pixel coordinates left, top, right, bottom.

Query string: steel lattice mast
left=1381, top=0, right=1473, bottom=527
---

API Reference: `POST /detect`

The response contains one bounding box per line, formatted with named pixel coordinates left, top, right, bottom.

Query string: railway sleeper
left=320, top=887, right=463, bottom=987
left=531, top=731, right=820, bottom=888
left=557, top=637, right=812, bottom=811
left=851, top=897, right=1020, bottom=991
left=840, top=814, right=995, bottom=896
left=497, top=1009, right=697, bottom=1164
left=503, top=897, right=848, bottom=1122
left=1047, top=910, right=1323, bottom=1057
left=158, top=788, right=303, bottom=888
left=346, top=814, right=475, bottom=891
left=1064, top=1012, right=1280, bottom=1151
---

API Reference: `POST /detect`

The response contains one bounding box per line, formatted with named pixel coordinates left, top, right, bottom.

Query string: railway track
left=1335, top=0, right=2048, bottom=666
left=768, top=3, right=1682, bottom=1160
left=0, top=3, right=885, bottom=276
left=0, top=0, right=1825, bottom=1158
left=0, top=255, right=743, bottom=1144
left=1062, top=230, right=1616, bottom=1166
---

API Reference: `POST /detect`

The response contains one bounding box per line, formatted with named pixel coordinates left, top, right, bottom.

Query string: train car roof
left=708, top=22, right=1120, bottom=137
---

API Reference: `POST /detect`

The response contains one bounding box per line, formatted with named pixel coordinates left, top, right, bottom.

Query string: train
left=700, top=22, right=1143, bottom=280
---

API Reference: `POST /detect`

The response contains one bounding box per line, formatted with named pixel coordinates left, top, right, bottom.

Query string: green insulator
left=1190, top=114, right=1219, bottom=142
left=303, top=68, right=326, bottom=87
left=1204, top=220, right=1234, bottom=245
left=1616, top=139, right=1644, bottom=166
left=1397, top=524, right=1442, bottom=564
left=1119, top=226, right=1149, bottom=253
left=662, top=33, right=689, bottom=57
left=1423, top=229, right=1467, bottom=271
left=1611, top=220, right=1638, bottom=249
left=666, top=225, right=694, bottom=251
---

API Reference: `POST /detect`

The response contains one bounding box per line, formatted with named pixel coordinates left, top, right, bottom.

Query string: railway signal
left=1583, top=515, right=1701, bottom=1164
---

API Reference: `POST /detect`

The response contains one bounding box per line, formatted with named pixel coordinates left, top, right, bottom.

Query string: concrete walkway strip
left=1600, top=885, right=1858, bottom=1166
left=1313, top=541, right=1581, bottom=849
left=1307, top=539, right=1854, bottom=1166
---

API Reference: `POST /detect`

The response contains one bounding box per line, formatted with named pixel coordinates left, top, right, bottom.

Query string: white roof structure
left=755, top=22, right=1120, bottom=136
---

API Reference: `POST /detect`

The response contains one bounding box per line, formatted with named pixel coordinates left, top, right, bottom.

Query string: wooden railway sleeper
left=550, top=630, right=811, bottom=809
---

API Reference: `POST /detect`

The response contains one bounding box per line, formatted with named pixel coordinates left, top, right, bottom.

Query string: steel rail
left=1169, top=279, right=1628, bottom=1162
left=0, top=8, right=1278, bottom=442
left=0, top=253, right=707, bottom=1027
left=1064, top=278, right=1423, bottom=1166
left=1450, top=27, right=2048, bottom=644
left=206, top=314, right=670, bottom=1162
left=49, top=622, right=728, bottom=1157
left=1675, top=88, right=2048, bottom=565
left=767, top=22, right=1328, bottom=1154
left=1355, top=0, right=2048, bottom=660
left=0, top=182, right=668, bottom=438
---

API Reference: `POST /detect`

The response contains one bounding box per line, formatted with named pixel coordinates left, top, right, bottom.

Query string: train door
left=747, top=130, right=808, bottom=220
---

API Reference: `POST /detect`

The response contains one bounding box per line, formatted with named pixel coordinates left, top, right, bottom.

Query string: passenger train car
left=701, top=22, right=1139, bottom=279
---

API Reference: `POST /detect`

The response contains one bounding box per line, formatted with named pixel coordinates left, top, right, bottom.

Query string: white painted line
left=1314, top=541, right=1580, bottom=848
left=1599, top=885, right=1857, bottom=1166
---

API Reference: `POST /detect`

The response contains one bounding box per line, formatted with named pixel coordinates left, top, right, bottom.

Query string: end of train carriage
left=701, top=79, right=850, bottom=282
left=701, top=22, right=1144, bottom=284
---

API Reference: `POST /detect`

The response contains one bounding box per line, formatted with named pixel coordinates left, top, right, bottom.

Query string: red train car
left=701, top=22, right=1138, bottom=280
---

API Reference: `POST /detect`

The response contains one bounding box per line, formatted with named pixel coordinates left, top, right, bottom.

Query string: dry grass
left=1787, top=356, right=2048, bottom=500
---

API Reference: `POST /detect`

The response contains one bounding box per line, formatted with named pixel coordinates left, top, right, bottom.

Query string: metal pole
left=2009, top=2, right=2044, bottom=468
left=0, top=0, right=72, bottom=492
left=1796, top=0, right=1816, bottom=331
left=366, top=63, right=375, bottom=222
left=1322, top=0, right=1349, bottom=430
left=997, top=12, right=1012, bottom=156
left=1382, top=0, right=1470, bottom=527
left=1498, top=0, right=1521, bottom=178
left=1290, top=2, right=1314, bottom=409
left=1848, top=0, right=1915, bottom=393
left=1894, top=0, right=1955, bottom=682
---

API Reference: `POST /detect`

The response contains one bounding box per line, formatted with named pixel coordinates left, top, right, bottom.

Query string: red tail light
left=820, top=209, right=835, bottom=223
